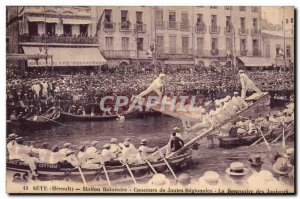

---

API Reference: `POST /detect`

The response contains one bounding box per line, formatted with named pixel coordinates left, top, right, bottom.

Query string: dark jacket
left=170, top=136, right=184, bottom=152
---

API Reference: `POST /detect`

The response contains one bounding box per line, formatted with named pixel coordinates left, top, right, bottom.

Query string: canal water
left=10, top=114, right=294, bottom=185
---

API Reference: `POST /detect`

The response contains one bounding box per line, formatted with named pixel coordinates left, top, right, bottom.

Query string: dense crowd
left=6, top=65, right=294, bottom=118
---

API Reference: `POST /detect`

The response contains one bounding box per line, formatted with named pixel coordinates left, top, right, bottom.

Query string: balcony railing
left=240, top=50, right=248, bottom=56
left=253, top=49, right=261, bottom=56
left=119, top=22, right=132, bottom=32
left=134, top=23, right=146, bottom=33
left=195, top=24, right=206, bottom=34
left=224, top=26, right=234, bottom=34
left=167, top=21, right=178, bottom=30
left=251, top=28, right=261, bottom=35
left=19, top=34, right=99, bottom=44
left=211, top=49, right=219, bottom=56
left=155, top=21, right=165, bottom=30
left=102, top=50, right=133, bottom=59
left=103, top=22, right=116, bottom=32
left=180, top=22, right=190, bottom=31
left=239, top=28, right=248, bottom=35
left=209, top=26, right=220, bottom=34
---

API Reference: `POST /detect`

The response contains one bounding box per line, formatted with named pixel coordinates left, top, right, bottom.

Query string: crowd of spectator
left=6, top=64, right=294, bottom=119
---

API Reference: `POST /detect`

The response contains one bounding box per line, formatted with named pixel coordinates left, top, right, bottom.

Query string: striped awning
left=23, top=46, right=106, bottom=67
left=62, top=18, right=92, bottom=25
left=27, top=16, right=61, bottom=23
left=238, top=57, right=275, bottom=67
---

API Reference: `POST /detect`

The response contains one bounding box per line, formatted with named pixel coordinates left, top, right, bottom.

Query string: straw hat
left=173, top=127, right=180, bottom=132
left=272, top=157, right=289, bottom=175
left=124, top=138, right=131, bottom=142
left=78, top=145, right=85, bottom=151
left=15, top=137, right=25, bottom=142
left=177, top=173, right=191, bottom=186
left=66, top=150, right=74, bottom=156
left=51, top=145, right=59, bottom=152
left=103, top=143, right=111, bottom=149
left=91, top=141, right=98, bottom=146
left=8, top=133, right=17, bottom=139
left=110, top=138, right=118, bottom=143
left=148, top=173, right=170, bottom=186
left=234, top=91, right=239, bottom=96
left=247, top=170, right=281, bottom=189
left=41, top=142, right=48, bottom=148
left=238, top=70, right=244, bottom=73
left=123, top=141, right=130, bottom=147
left=63, top=142, right=71, bottom=148
left=248, top=154, right=263, bottom=167
left=158, top=73, right=166, bottom=78
left=141, top=139, right=148, bottom=144
left=226, top=162, right=249, bottom=176
left=198, top=171, right=223, bottom=187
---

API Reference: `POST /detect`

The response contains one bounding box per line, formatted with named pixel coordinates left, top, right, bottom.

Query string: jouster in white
left=239, top=70, right=263, bottom=99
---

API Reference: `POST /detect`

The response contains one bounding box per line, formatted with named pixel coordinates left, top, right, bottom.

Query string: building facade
left=95, top=6, right=263, bottom=68
left=6, top=6, right=106, bottom=72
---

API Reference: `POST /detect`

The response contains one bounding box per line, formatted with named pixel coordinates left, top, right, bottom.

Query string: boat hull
left=7, top=150, right=192, bottom=184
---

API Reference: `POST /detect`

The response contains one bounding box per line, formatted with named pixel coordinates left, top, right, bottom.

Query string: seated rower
left=138, top=139, right=158, bottom=162
left=77, top=145, right=101, bottom=169
left=228, top=121, right=239, bottom=137
left=49, top=145, right=65, bottom=164
left=31, top=142, right=52, bottom=163
left=90, top=108, right=95, bottom=116
left=120, top=141, right=139, bottom=164
left=58, top=143, right=72, bottom=157
left=14, top=137, right=39, bottom=176
left=65, top=150, right=80, bottom=168
left=7, top=133, right=18, bottom=160
left=101, top=144, right=117, bottom=163
left=109, top=138, right=122, bottom=155
left=85, top=140, right=99, bottom=158
left=246, top=120, right=259, bottom=135
left=119, top=138, right=136, bottom=150
left=231, top=92, right=248, bottom=110
left=77, top=106, right=85, bottom=116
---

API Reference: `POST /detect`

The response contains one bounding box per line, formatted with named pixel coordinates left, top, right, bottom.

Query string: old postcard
left=6, top=6, right=295, bottom=194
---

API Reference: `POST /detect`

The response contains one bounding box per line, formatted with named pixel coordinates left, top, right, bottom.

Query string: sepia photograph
left=5, top=5, right=295, bottom=194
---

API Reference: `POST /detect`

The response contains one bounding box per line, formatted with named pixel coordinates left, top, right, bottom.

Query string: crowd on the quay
left=6, top=65, right=294, bottom=119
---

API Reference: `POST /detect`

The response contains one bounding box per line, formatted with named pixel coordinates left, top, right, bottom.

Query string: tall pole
left=43, top=6, right=49, bottom=73
left=154, top=6, right=157, bottom=73
left=136, top=22, right=139, bottom=68
left=230, top=6, right=236, bottom=71
left=283, top=7, right=286, bottom=66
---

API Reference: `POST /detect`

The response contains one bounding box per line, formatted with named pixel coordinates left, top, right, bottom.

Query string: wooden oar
left=158, top=149, right=177, bottom=181
left=258, top=126, right=272, bottom=152
left=40, top=115, right=66, bottom=126
left=282, top=123, right=286, bottom=152
left=144, top=159, right=157, bottom=174
left=76, top=166, right=87, bottom=186
left=250, top=129, right=273, bottom=146
left=119, top=159, right=137, bottom=185
left=102, top=163, right=111, bottom=187
left=271, top=123, right=293, bottom=143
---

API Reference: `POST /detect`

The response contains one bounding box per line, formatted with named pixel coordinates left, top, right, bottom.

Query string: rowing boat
left=60, top=111, right=161, bottom=122
left=218, top=124, right=294, bottom=148
left=7, top=113, right=61, bottom=130
left=7, top=150, right=192, bottom=183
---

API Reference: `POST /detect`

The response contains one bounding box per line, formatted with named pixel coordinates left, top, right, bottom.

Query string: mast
left=283, top=7, right=286, bottom=66
left=230, top=6, right=236, bottom=71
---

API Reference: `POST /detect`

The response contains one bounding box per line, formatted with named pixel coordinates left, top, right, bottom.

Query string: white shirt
left=101, top=149, right=116, bottom=162
left=7, top=140, right=17, bottom=160
left=232, top=96, right=247, bottom=110
left=49, top=152, right=65, bottom=164
left=110, top=144, right=121, bottom=154
left=32, top=148, right=52, bottom=163
left=85, top=146, right=98, bottom=154
left=149, top=77, right=163, bottom=90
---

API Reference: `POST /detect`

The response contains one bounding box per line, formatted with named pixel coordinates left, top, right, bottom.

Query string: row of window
left=104, top=36, right=260, bottom=54
left=285, top=18, right=294, bottom=24
left=212, top=6, right=259, bottom=12
left=28, top=22, right=89, bottom=36
left=104, top=10, right=143, bottom=23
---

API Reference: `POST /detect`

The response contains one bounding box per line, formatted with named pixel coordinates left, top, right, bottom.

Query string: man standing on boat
left=238, top=70, right=263, bottom=99
left=170, top=132, right=184, bottom=152
left=133, top=73, right=166, bottom=102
